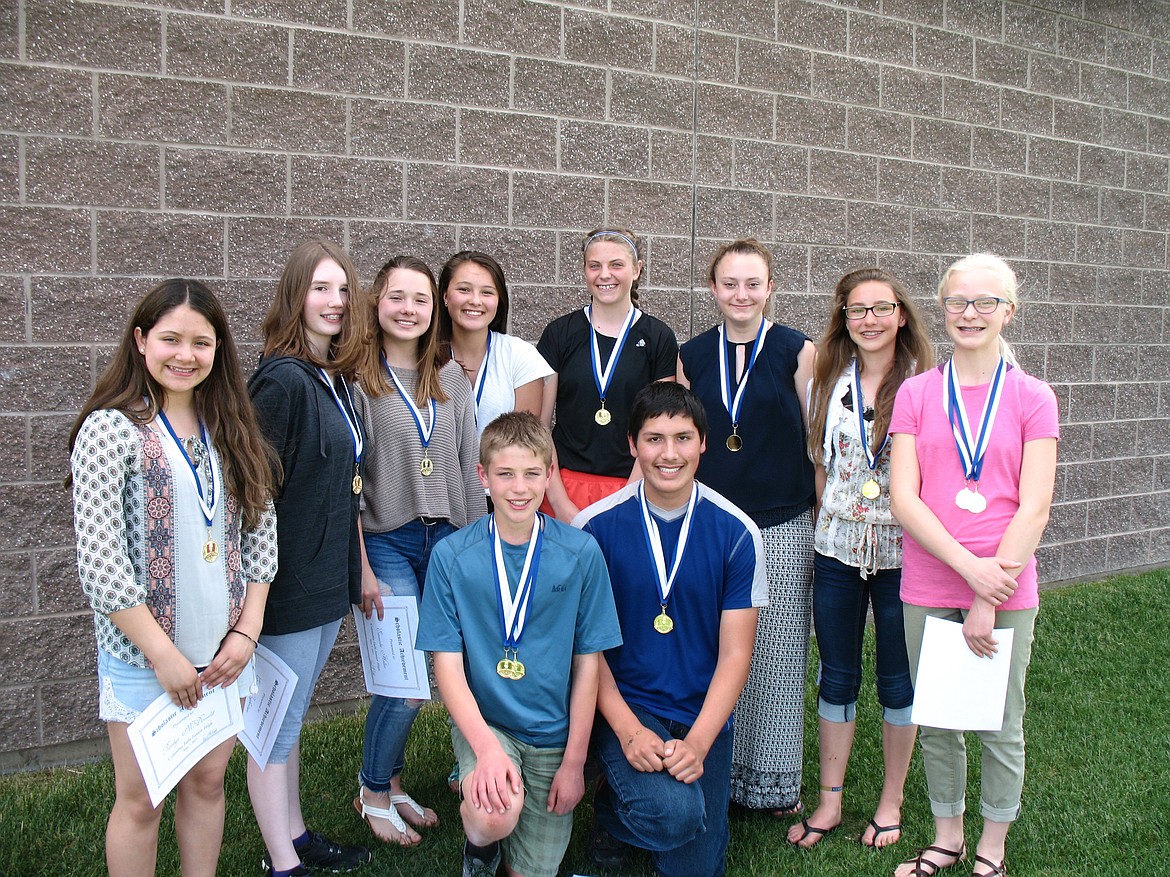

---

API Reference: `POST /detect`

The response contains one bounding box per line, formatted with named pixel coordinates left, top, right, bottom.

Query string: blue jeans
left=594, top=707, right=734, bottom=877
left=812, top=552, right=913, bottom=723
left=360, top=518, right=455, bottom=791
left=259, top=619, right=342, bottom=763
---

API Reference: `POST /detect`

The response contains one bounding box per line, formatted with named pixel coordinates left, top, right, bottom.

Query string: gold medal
left=595, top=406, right=612, bottom=426
left=420, top=455, right=433, bottom=477
left=726, top=431, right=743, bottom=452
left=352, top=474, right=363, bottom=494
left=653, top=610, right=674, bottom=634
left=861, top=479, right=880, bottom=500
left=495, top=657, right=526, bottom=680
left=202, top=539, right=219, bottom=563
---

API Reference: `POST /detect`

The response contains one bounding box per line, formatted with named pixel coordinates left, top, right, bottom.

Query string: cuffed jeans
left=813, top=552, right=913, bottom=724
left=903, top=603, right=1038, bottom=823
left=594, top=706, right=733, bottom=877
left=359, top=518, right=454, bottom=791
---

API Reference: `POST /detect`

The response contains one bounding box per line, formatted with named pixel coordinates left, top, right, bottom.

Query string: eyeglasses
left=842, top=301, right=899, bottom=320
left=942, top=296, right=1008, bottom=315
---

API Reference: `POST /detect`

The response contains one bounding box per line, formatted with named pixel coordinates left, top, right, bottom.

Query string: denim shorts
left=97, top=648, right=257, bottom=724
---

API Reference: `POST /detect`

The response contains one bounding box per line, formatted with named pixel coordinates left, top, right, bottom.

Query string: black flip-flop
left=788, top=818, right=841, bottom=847
left=861, top=817, right=902, bottom=848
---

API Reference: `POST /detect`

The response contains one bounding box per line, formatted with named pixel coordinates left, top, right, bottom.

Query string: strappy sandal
left=788, top=818, right=841, bottom=847
left=390, top=792, right=439, bottom=828
left=899, top=843, right=967, bottom=876
left=353, top=787, right=422, bottom=847
left=971, top=854, right=1008, bottom=877
left=861, top=817, right=903, bottom=848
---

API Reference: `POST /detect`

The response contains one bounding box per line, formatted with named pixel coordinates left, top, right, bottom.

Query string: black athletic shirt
left=538, top=308, right=678, bottom=478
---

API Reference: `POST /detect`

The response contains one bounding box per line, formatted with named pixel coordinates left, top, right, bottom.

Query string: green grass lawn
left=2, top=570, right=1167, bottom=876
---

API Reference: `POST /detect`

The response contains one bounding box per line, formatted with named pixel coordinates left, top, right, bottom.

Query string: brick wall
left=1, top=0, right=1167, bottom=766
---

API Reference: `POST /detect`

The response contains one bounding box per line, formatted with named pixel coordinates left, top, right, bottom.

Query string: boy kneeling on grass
left=574, top=383, right=766, bottom=877
left=418, top=412, right=622, bottom=877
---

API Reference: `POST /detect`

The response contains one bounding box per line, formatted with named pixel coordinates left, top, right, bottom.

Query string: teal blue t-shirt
left=417, top=514, right=622, bottom=748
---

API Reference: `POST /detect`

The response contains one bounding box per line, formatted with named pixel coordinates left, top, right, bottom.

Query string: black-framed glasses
left=842, top=301, right=899, bottom=320
left=942, top=296, right=1008, bottom=315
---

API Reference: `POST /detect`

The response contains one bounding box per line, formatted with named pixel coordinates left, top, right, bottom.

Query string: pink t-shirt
left=890, top=364, right=1060, bottom=610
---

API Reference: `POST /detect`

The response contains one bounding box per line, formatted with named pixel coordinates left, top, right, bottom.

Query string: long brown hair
left=437, top=250, right=511, bottom=350
left=67, top=280, right=276, bottom=528
left=358, top=255, right=449, bottom=404
left=261, top=240, right=367, bottom=379
left=807, top=267, right=935, bottom=460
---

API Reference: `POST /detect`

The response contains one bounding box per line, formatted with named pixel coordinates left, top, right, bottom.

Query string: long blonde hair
left=807, top=268, right=934, bottom=460
left=938, top=253, right=1020, bottom=367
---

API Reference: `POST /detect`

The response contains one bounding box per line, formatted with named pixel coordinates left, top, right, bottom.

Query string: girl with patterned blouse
left=68, top=279, right=277, bottom=877
left=790, top=268, right=933, bottom=849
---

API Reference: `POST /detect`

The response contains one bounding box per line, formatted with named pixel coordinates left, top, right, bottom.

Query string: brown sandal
left=971, top=854, right=1008, bottom=877
left=899, top=843, right=967, bottom=877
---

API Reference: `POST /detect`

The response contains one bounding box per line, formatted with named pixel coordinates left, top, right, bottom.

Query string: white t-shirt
left=473, top=331, right=554, bottom=434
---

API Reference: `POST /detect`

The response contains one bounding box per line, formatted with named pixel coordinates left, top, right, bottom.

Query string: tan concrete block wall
left=1, top=0, right=1167, bottom=765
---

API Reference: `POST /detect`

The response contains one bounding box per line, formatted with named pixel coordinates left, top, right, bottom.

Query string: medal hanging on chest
left=718, top=321, right=767, bottom=453
left=639, top=482, right=697, bottom=634
left=587, top=305, right=639, bottom=428
left=851, top=360, right=887, bottom=501
left=943, top=357, right=1006, bottom=515
left=158, top=412, right=221, bottom=563
left=318, top=368, right=365, bottom=495
left=383, top=355, right=438, bottom=478
left=492, top=514, right=543, bottom=681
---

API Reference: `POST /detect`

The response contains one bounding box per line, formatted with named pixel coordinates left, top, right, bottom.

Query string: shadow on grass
left=1, top=571, right=1167, bottom=876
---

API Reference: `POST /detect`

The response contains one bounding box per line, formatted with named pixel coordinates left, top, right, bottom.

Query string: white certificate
left=352, top=596, right=431, bottom=700
left=911, top=615, right=1015, bottom=731
left=127, top=683, right=243, bottom=807
left=239, top=645, right=298, bottom=770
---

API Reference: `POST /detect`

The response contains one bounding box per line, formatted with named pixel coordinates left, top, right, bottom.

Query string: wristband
left=227, top=628, right=258, bottom=648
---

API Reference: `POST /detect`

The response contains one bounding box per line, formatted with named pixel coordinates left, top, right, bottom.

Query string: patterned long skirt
left=730, top=509, right=814, bottom=811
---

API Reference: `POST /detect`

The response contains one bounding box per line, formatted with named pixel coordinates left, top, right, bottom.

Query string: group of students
left=69, top=226, right=1057, bottom=877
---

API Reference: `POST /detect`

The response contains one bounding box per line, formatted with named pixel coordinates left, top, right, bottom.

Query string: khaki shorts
left=451, top=723, right=572, bottom=877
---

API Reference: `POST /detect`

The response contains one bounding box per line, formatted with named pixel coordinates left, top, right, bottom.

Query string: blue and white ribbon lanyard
left=638, top=481, right=698, bottom=634
left=157, top=411, right=221, bottom=563
left=490, top=513, right=544, bottom=680
left=586, top=304, right=639, bottom=426
left=851, top=359, right=887, bottom=500
left=382, top=354, right=437, bottom=477
left=717, top=321, right=768, bottom=452
left=943, top=357, right=1006, bottom=514
left=318, top=368, right=364, bottom=494
left=470, top=330, right=494, bottom=426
